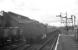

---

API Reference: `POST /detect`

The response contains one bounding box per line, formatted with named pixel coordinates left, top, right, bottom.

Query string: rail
left=37, top=32, right=59, bottom=50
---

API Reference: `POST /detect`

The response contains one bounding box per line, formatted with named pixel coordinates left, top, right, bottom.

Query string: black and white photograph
left=0, top=0, right=78, bottom=50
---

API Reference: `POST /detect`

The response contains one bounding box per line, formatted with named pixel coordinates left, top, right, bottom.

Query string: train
left=0, top=11, right=47, bottom=46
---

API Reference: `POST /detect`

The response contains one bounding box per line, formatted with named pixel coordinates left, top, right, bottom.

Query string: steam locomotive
left=0, top=11, right=47, bottom=46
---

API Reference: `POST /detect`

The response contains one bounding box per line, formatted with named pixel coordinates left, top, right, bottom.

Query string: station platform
left=55, top=34, right=78, bottom=50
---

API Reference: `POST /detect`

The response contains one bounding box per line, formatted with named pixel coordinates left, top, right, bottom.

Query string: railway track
left=0, top=40, right=30, bottom=50
left=38, top=33, right=58, bottom=50
left=24, top=31, right=59, bottom=50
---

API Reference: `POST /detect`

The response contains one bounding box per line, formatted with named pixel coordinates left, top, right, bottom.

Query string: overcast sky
left=0, top=0, right=78, bottom=26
